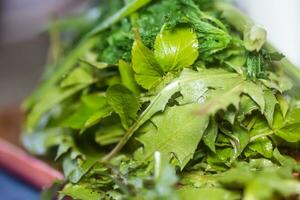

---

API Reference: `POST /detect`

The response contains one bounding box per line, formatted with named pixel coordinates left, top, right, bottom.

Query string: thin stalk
left=101, top=121, right=140, bottom=162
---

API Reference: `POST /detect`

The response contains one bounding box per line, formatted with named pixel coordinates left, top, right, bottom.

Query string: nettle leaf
left=138, top=104, right=209, bottom=169
left=107, top=84, right=139, bottom=129
left=154, top=26, right=199, bottom=72
left=132, top=36, right=164, bottom=89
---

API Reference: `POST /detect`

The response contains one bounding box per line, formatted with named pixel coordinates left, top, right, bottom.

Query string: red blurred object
left=0, top=138, right=64, bottom=189
left=0, top=107, right=63, bottom=189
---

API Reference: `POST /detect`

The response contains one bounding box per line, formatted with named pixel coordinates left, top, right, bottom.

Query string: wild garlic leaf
left=83, top=106, right=113, bottom=129
left=132, top=37, right=164, bottom=89
left=106, top=84, right=139, bottom=129
left=60, top=65, right=94, bottom=88
left=26, top=84, right=87, bottom=132
left=62, top=94, right=112, bottom=130
left=138, top=104, right=209, bottom=169
left=154, top=26, right=199, bottom=72
left=118, top=59, right=140, bottom=94
left=62, top=105, right=96, bottom=129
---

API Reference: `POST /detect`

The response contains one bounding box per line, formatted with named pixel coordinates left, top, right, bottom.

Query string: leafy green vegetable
left=21, top=0, right=300, bottom=199
left=154, top=26, right=199, bottom=71
left=138, top=104, right=209, bottom=169
left=106, top=84, right=139, bottom=129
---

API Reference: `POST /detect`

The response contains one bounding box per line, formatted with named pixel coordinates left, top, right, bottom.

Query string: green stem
left=101, top=121, right=140, bottom=162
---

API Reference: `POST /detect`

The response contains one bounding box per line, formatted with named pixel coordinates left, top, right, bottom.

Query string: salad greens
left=22, top=0, right=300, bottom=199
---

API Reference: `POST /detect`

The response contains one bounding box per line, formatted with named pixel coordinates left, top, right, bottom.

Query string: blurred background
left=0, top=0, right=299, bottom=108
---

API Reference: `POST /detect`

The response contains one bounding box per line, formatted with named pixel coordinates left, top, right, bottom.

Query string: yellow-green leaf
left=154, top=27, right=199, bottom=72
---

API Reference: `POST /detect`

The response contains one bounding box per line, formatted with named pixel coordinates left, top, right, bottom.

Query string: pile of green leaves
left=22, top=0, right=300, bottom=199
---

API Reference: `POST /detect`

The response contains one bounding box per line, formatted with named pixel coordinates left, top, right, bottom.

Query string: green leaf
left=154, top=26, right=199, bottom=72
left=60, top=183, right=102, bottom=200
left=273, top=102, right=300, bottom=142
left=132, top=37, right=164, bottom=89
left=203, top=118, right=218, bottom=152
left=248, top=137, right=273, bottom=158
left=276, top=94, right=289, bottom=117
left=26, top=84, right=87, bottom=132
left=237, top=95, right=259, bottom=122
left=60, top=65, right=94, bottom=88
left=143, top=152, right=178, bottom=199
left=84, top=106, right=113, bottom=129
left=105, top=69, right=244, bottom=160
left=198, top=80, right=265, bottom=117
left=95, top=125, right=124, bottom=146
left=118, top=59, right=140, bottom=94
left=86, top=0, right=152, bottom=37
left=138, top=104, right=209, bottom=169
left=106, top=84, right=139, bottom=129
left=62, top=105, right=95, bottom=129
left=242, top=81, right=265, bottom=112
left=62, top=94, right=112, bottom=130
left=81, top=94, right=108, bottom=109
left=263, top=90, right=278, bottom=127
left=207, top=148, right=233, bottom=168
left=231, top=125, right=250, bottom=160
left=275, top=124, right=300, bottom=143
left=63, top=155, right=99, bottom=183
left=178, top=187, right=240, bottom=200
